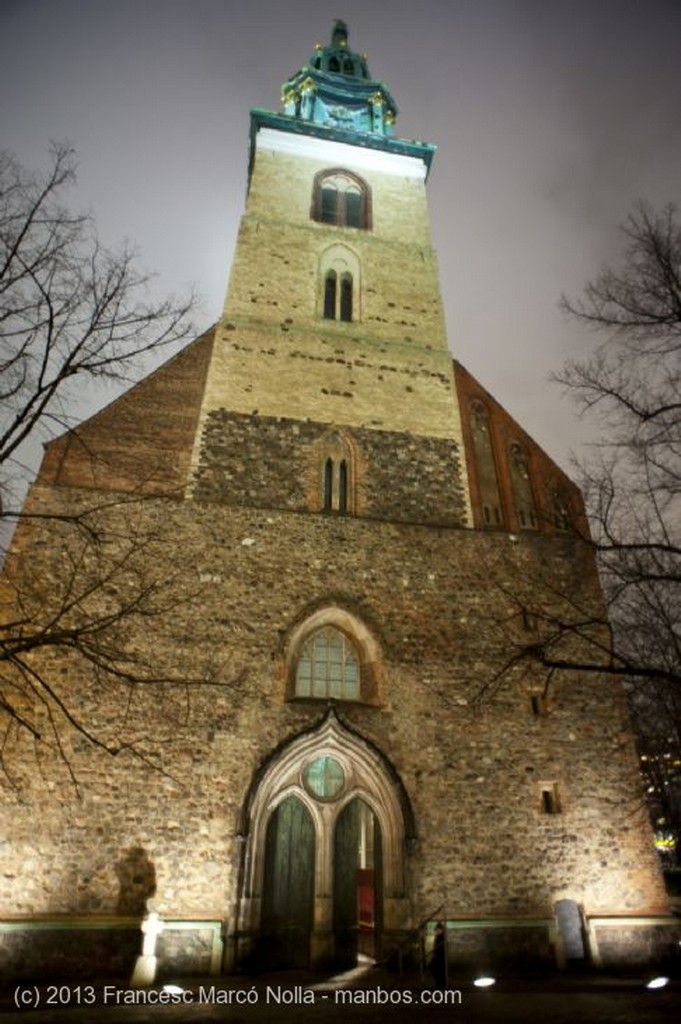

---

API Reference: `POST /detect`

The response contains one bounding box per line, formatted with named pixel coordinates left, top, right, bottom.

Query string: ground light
left=645, top=976, right=669, bottom=990
left=473, top=977, right=496, bottom=988
left=162, top=985, right=187, bottom=995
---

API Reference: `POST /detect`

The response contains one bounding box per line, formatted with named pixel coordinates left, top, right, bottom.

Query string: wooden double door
left=261, top=796, right=382, bottom=969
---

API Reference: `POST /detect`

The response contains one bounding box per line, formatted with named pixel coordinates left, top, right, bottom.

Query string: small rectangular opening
left=530, top=693, right=548, bottom=716
left=541, top=783, right=561, bottom=814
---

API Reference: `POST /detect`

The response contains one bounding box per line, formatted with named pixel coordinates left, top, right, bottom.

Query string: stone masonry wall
left=192, top=409, right=468, bottom=525
left=0, top=486, right=668, bottom=961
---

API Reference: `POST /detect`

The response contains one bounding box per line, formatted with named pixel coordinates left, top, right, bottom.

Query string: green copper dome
left=281, top=20, right=398, bottom=136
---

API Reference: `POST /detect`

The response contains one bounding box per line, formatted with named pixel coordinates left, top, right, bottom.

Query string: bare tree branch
left=0, top=145, right=235, bottom=788
left=0, top=143, right=198, bottom=473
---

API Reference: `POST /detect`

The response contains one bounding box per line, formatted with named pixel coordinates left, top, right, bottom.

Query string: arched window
left=285, top=607, right=382, bottom=706
left=323, top=270, right=353, bottom=322
left=551, top=490, right=570, bottom=532
left=469, top=400, right=503, bottom=528
left=322, top=457, right=350, bottom=513
left=319, top=432, right=354, bottom=514
left=295, top=627, right=360, bottom=700
left=312, top=170, right=371, bottom=230
left=509, top=443, right=537, bottom=529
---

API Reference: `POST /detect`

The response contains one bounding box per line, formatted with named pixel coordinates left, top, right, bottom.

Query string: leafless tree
left=1, top=143, right=195, bottom=488
left=0, top=144, right=226, bottom=788
left=491, top=203, right=680, bottom=693
left=556, top=202, right=680, bottom=688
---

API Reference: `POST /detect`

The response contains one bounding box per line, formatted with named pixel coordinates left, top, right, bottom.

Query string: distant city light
left=473, top=976, right=496, bottom=988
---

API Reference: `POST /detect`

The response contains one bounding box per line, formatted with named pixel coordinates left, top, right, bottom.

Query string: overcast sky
left=2, top=0, right=681, bottom=476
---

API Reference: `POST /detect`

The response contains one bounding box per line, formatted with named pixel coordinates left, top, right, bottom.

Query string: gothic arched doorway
left=236, top=711, right=414, bottom=971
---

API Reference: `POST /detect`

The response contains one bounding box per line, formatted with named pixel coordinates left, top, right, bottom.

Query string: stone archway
left=236, top=710, right=414, bottom=969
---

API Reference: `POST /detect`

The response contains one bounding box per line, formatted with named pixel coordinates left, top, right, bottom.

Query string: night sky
left=2, top=0, right=680, bottom=476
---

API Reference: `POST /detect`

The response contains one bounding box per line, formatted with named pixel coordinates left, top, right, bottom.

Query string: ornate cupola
left=280, top=19, right=398, bottom=136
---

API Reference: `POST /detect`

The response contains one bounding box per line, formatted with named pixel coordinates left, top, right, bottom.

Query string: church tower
left=189, top=19, right=471, bottom=527
left=0, top=22, right=675, bottom=983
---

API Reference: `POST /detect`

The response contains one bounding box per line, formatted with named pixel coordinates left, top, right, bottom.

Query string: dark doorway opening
left=333, top=799, right=382, bottom=968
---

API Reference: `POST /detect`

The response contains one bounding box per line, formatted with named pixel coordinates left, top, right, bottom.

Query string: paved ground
left=1, top=967, right=679, bottom=1024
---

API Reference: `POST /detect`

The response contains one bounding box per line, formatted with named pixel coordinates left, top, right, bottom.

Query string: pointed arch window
left=509, top=443, right=537, bottom=529
left=312, top=170, right=371, bottom=230
left=323, top=270, right=353, bottom=322
left=551, top=490, right=570, bottom=532
left=295, top=627, right=360, bottom=700
left=319, top=433, right=354, bottom=514
left=319, top=245, right=359, bottom=324
left=469, top=400, right=503, bottom=528
left=322, top=456, right=350, bottom=513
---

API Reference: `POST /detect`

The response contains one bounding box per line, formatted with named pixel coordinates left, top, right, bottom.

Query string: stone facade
left=0, top=23, right=675, bottom=984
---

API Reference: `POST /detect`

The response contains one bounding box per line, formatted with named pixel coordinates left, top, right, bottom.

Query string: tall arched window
left=323, top=270, right=353, bottom=322
left=319, top=432, right=354, bottom=514
left=509, top=442, right=537, bottom=529
left=312, top=169, right=371, bottom=230
left=319, top=245, right=360, bottom=324
left=551, top=490, right=570, bottom=532
left=295, top=627, right=360, bottom=700
left=469, top=400, right=503, bottom=527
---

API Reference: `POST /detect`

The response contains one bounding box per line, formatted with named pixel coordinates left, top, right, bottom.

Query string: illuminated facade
left=0, top=22, right=675, bottom=982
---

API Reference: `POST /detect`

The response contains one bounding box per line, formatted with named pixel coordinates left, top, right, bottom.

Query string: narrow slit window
left=338, top=460, right=348, bottom=514
left=340, top=274, right=353, bottom=321
left=324, top=271, right=337, bottom=319
left=324, top=458, right=333, bottom=510
left=530, top=694, right=548, bottom=717
left=541, top=783, right=561, bottom=814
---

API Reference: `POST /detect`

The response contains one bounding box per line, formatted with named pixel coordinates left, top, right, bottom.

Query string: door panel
left=261, top=796, right=315, bottom=968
